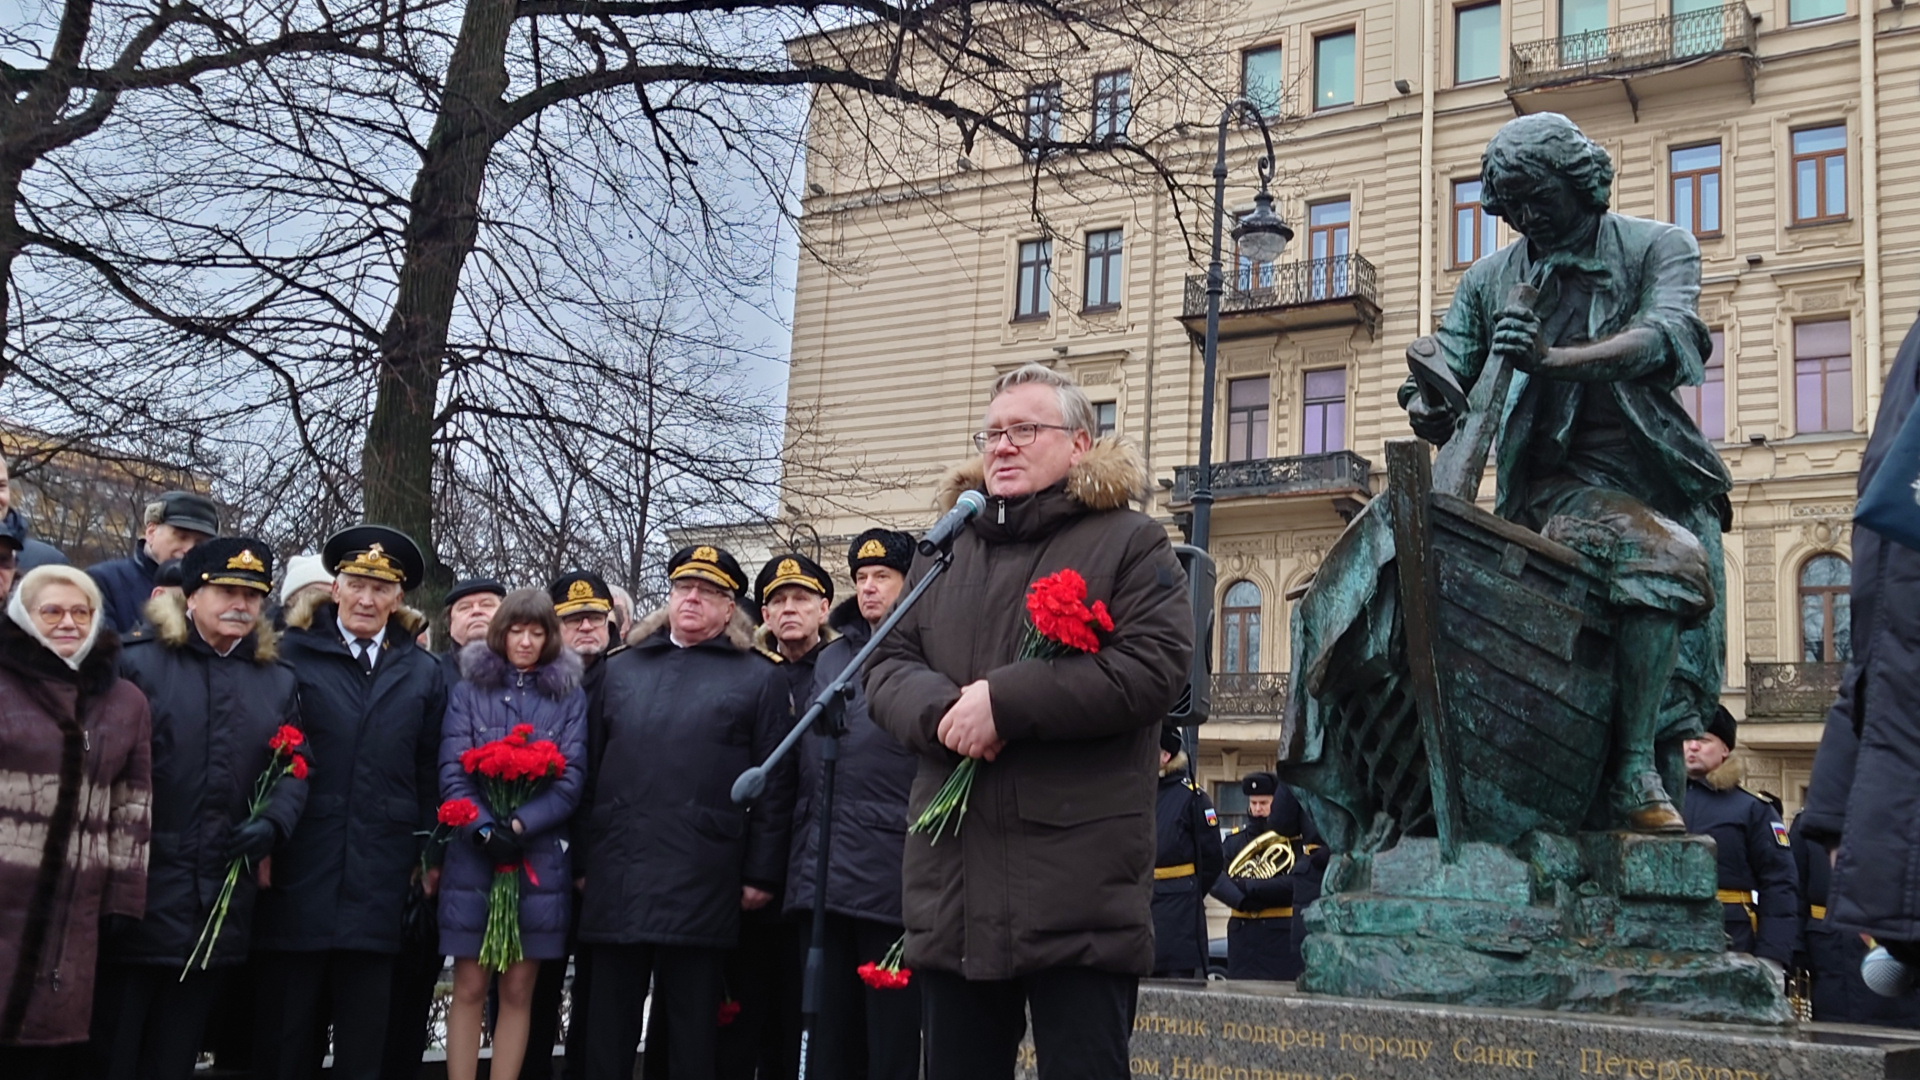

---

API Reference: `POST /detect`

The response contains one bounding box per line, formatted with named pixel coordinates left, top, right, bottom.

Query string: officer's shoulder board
left=1228, top=824, right=1246, bottom=837
left=604, top=642, right=630, bottom=660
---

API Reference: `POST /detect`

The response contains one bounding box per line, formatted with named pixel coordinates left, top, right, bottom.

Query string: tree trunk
left=362, top=0, right=516, bottom=598
left=0, top=163, right=26, bottom=382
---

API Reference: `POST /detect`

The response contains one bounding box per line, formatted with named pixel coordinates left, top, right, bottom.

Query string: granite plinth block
left=1579, top=832, right=1718, bottom=901
left=1012, top=982, right=1920, bottom=1080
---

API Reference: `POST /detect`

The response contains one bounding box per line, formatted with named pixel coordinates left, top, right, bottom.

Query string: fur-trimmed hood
left=936, top=436, right=1150, bottom=514
left=1159, top=750, right=1190, bottom=778
left=627, top=605, right=758, bottom=651
left=752, top=621, right=840, bottom=664
left=457, top=639, right=584, bottom=698
left=283, top=597, right=428, bottom=636
left=141, top=591, right=282, bottom=664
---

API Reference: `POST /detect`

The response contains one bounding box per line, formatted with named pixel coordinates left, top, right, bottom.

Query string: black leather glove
left=225, top=817, right=277, bottom=862
left=475, top=824, right=522, bottom=865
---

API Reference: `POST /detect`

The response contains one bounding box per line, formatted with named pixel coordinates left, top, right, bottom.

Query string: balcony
left=1746, top=661, right=1845, bottom=720
left=1212, top=672, right=1290, bottom=718
left=1179, top=254, right=1381, bottom=340
left=1509, top=2, right=1757, bottom=116
left=1169, top=451, right=1372, bottom=519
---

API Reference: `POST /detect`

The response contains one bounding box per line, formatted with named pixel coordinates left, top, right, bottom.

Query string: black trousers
left=0, top=1044, right=83, bottom=1080
left=716, top=910, right=800, bottom=1080
left=522, top=956, right=569, bottom=1080
left=377, top=939, right=445, bottom=1080
left=584, top=943, right=723, bottom=1080
left=252, top=949, right=395, bottom=1080
left=921, top=966, right=1137, bottom=1080
left=562, top=946, right=595, bottom=1080
left=88, top=962, right=225, bottom=1080
left=804, top=915, right=921, bottom=1080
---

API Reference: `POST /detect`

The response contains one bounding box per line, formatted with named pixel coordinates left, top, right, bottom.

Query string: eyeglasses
left=972, top=423, right=1075, bottom=452
left=669, top=579, right=733, bottom=603
left=35, top=605, right=94, bottom=627
left=563, top=613, right=609, bottom=628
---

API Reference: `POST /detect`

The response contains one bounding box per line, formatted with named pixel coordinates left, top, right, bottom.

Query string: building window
left=1226, top=376, right=1270, bottom=462
left=1452, top=178, right=1499, bottom=267
left=1023, top=83, right=1061, bottom=159
left=1302, top=369, right=1347, bottom=454
left=1794, top=318, right=1851, bottom=433
left=1789, top=0, right=1846, bottom=23
left=1559, top=0, right=1608, bottom=63
left=1455, top=2, right=1502, bottom=83
left=1313, top=31, right=1355, bottom=110
left=1014, top=240, right=1052, bottom=320
left=1792, top=125, right=1848, bottom=225
left=1083, top=228, right=1123, bottom=311
left=1092, top=70, right=1132, bottom=142
left=1222, top=580, right=1263, bottom=673
left=1676, top=330, right=1725, bottom=441
left=1307, top=199, right=1351, bottom=299
left=1242, top=44, right=1285, bottom=117
left=1095, top=401, right=1117, bottom=438
left=1800, top=554, right=1852, bottom=663
left=1670, top=143, right=1722, bottom=239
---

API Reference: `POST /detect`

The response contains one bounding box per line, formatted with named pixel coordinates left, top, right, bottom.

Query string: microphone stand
left=732, top=545, right=957, bottom=1080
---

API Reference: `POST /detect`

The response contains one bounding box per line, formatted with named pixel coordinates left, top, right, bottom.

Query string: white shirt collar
left=339, top=617, right=388, bottom=661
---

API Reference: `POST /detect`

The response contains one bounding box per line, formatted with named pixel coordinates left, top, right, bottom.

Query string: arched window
left=1799, top=554, right=1851, bottom=663
left=1221, top=580, right=1262, bottom=674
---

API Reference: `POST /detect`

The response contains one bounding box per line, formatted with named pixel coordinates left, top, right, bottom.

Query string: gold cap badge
left=857, top=539, right=888, bottom=560
left=226, top=549, right=266, bottom=573
left=568, top=580, right=594, bottom=602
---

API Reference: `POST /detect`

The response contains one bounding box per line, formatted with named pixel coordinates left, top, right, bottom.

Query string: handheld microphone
left=919, top=490, right=988, bottom=556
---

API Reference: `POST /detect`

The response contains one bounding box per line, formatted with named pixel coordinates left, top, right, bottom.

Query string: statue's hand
left=1406, top=393, right=1457, bottom=446
left=1492, top=305, right=1546, bottom=374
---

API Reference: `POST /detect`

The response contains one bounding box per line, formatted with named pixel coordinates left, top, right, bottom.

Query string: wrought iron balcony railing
left=1510, top=2, right=1755, bottom=91
left=1211, top=672, right=1290, bottom=717
left=1746, top=661, right=1845, bottom=719
left=1181, top=253, right=1380, bottom=320
left=1170, top=450, right=1371, bottom=506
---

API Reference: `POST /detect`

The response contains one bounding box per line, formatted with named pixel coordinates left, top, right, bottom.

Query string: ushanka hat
left=182, top=537, right=275, bottom=595
left=847, top=528, right=914, bottom=575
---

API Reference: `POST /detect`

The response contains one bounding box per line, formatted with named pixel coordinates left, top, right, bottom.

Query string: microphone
left=919, top=490, right=987, bottom=556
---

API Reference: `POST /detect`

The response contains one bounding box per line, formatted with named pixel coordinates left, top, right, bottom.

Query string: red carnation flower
left=439, top=798, right=480, bottom=828
left=717, top=999, right=741, bottom=1026
left=267, top=725, right=304, bottom=752
left=288, top=755, right=309, bottom=781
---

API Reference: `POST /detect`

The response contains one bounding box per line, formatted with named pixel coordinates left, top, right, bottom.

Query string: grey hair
left=142, top=500, right=165, bottom=527
left=988, top=363, right=1097, bottom=438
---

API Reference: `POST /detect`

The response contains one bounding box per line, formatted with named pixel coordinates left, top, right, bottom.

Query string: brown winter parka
left=866, top=438, right=1192, bottom=981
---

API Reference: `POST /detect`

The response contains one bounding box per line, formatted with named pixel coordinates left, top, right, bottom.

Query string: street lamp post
left=1191, top=100, right=1293, bottom=552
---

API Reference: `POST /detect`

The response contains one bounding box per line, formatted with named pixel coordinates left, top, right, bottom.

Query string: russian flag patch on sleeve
left=1205, top=808, right=1218, bottom=827
left=1772, top=821, right=1790, bottom=847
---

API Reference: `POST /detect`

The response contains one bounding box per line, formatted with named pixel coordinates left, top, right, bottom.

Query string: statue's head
left=1479, top=113, right=1613, bottom=251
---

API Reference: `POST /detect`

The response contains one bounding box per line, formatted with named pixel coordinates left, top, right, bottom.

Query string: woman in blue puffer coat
left=438, top=589, right=586, bottom=1080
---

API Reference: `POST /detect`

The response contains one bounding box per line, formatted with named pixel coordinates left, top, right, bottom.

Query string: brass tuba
left=1227, top=831, right=1297, bottom=879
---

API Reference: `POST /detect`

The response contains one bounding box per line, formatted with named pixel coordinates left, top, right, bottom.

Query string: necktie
left=355, top=638, right=376, bottom=673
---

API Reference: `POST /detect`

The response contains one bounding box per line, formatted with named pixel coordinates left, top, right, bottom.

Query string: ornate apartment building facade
left=783, top=0, right=1920, bottom=824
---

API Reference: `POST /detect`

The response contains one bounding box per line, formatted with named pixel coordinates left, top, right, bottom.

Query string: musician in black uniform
left=1151, top=729, right=1223, bottom=978
left=1680, top=707, right=1796, bottom=970
left=1211, top=773, right=1317, bottom=981
left=1791, top=814, right=1920, bottom=1026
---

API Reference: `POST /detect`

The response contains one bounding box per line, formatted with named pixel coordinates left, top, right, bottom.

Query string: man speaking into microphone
left=868, top=363, right=1192, bottom=1080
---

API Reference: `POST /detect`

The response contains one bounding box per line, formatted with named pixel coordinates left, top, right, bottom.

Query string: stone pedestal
left=1013, top=982, right=1920, bottom=1079
left=1297, top=834, right=1790, bottom=1025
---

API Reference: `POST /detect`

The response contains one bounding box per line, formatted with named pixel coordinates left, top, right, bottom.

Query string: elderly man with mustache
left=94, top=536, right=306, bottom=1080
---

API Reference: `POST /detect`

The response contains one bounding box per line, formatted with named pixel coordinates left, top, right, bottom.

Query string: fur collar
left=458, top=640, right=584, bottom=698
left=936, top=436, right=1150, bottom=513
left=143, top=592, right=281, bottom=664
left=0, top=616, right=123, bottom=699
left=285, top=598, right=428, bottom=636
left=1699, top=754, right=1745, bottom=793
left=752, top=622, right=840, bottom=664
left=627, top=606, right=758, bottom=651
left=1159, top=750, right=1190, bottom=778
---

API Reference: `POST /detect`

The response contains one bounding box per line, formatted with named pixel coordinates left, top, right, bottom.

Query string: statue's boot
left=1610, top=611, right=1686, bottom=835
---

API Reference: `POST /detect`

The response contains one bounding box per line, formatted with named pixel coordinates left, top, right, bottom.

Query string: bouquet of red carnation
left=857, top=935, right=912, bottom=990
left=419, top=797, right=480, bottom=876
left=909, top=569, right=1113, bottom=843
left=459, top=724, right=567, bottom=971
left=183, top=724, right=308, bottom=978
